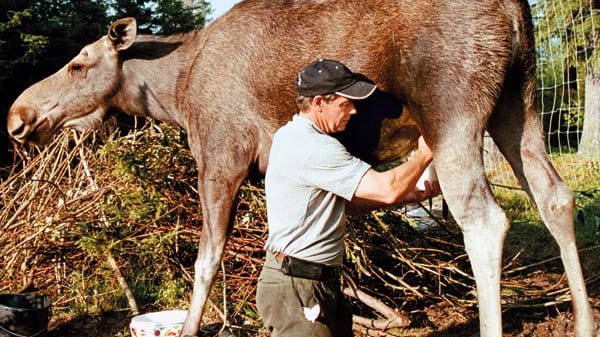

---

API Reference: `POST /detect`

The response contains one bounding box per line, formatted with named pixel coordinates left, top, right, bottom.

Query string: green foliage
left=570, top=156, right=600, bottom=245
left=108, top=0, right=210, bottom=34
left=0, top=0, right=210, bottom=313
left=28, top=0, right=111, bottom=68
left=532, top=0, right=598, bottom=135
left=494, top=153, right=600, bottom=265
left=63, top=269, right=112, bottom=315
left=110, top=0, right=154, bottom=30
left=78, top=123, right=197, bottom=310
left=0, top=9, right=47, bottom=67
left=1, top=1, right=111, bottom=132
left=78, top=230, right=117, bottom=258
left=20, top=33, right=49, bottom=64
left=1, top=0, right=212, bottom=168
left=94, top=123, right=196, bottom=229
left=575, top=189, right=600, bottom=242
left=533, top=0, right=598, bottom=68
left=153, top=0, right=209, bottom=34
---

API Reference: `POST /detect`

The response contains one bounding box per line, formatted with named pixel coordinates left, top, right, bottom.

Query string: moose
left=6, top=0, right=598, bottom=336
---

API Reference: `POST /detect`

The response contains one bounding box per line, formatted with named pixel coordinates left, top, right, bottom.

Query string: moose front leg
left=180, top=178, right=240, bottom=337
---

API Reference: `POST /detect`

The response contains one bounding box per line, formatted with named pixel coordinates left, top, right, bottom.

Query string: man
left=256, top=59, right=439, bottom=337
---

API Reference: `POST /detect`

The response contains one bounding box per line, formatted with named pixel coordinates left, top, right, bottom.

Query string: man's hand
left=400, top=180, right=441, bottom=204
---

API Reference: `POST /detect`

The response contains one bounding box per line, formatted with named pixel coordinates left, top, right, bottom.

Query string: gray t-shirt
left=264, top=114, right=371, bottom=266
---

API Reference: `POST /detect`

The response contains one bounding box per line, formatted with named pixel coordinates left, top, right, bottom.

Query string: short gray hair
left=296, top=94, right=338, bottom=112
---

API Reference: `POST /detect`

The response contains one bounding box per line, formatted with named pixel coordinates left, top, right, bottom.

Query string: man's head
left=295, top=60, right=377, bottom=133
left=296, top=59, right=376, bottom=99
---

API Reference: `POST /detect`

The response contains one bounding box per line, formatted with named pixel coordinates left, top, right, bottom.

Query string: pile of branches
left=0, top=123, right=588, bottom=335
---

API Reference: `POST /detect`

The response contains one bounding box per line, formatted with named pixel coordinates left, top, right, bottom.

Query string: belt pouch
left=280, top=255, right=323, bottom=279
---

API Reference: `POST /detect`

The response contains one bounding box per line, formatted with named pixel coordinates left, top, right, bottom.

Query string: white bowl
left=130, top=310, right=187, bottom=337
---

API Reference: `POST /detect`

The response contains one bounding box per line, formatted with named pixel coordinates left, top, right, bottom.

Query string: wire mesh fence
left=486, top=0, right=599, bottom=189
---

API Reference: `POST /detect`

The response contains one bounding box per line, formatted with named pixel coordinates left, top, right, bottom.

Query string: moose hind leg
left=433, top=127, right=509, bottom=337
left=488, top=102, right=597, bottom=337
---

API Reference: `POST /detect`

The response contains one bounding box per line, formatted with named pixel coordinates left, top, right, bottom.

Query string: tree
left=29, top=0, right=111, bottom=70
left=0, top=0, right=110, bottom=101
left=153, top=0, right=209, bottom=34
left=578, top=31, right=599, bottom=157
left=108, top=0, right=210, bottom=34
left=0, top=0, right=211, bottom=169
left=0, top=0, right=110, bottom=168
left=532, top=0, right=599, bottom=156
left=109, top=0, right=155, bottom=34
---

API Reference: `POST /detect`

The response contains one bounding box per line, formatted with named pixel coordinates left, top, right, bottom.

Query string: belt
left=272, top=251, right=287, bottom=261
left=268, top=251, right=341, bottom=280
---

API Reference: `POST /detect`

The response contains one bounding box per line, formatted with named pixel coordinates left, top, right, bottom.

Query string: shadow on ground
left=48, top=311, right=254, bottom=337
left=46, top=295, right=600, bottom=337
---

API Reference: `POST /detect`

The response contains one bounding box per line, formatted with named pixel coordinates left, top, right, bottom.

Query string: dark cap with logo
left=296, top=59, right=377, bottom=99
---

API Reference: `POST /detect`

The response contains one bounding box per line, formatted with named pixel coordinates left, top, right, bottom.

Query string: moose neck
left=111, top=33, right=195, bottom=130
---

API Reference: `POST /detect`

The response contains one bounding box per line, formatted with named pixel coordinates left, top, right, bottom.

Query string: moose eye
left=68, top=63, right=87, bottom=78
left=70, top=63, right=83, bottom=72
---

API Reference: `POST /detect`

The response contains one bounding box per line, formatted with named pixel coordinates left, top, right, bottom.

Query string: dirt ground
left=46, top=201, right=600, bottom=337
left=47, top=281, right=600, bottom=337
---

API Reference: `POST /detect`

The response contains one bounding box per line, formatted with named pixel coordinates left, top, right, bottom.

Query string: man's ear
left=313, top=95, right=324, bottom=111
left=107, top=17, right=137, bottom=51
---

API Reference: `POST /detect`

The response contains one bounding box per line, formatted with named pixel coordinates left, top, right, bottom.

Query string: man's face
left=317, top=95, right=357, bottom=133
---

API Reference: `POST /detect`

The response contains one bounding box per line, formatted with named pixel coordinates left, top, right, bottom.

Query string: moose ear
left=108, top=17, right=137, bottom=51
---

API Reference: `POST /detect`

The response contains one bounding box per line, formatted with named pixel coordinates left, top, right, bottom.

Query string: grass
left=488, top=153, right=600, bottom=274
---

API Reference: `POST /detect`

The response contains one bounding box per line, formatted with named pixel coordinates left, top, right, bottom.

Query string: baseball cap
left=296, top=59, right=377, bottom=99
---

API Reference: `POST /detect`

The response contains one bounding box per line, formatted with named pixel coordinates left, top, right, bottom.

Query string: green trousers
left=256, top=252, right=353, bottom=337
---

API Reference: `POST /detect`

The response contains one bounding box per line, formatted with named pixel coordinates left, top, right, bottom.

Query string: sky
left=207, top=0, right=241, bottom=21
left=206, top=0, right=537, bottom=20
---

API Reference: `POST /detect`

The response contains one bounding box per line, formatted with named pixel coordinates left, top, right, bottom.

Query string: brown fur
left=6, top=1, right=597, bottom=336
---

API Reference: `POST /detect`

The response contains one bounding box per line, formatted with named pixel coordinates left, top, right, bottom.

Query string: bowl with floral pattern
left=130, top=310, right=187, bottom=337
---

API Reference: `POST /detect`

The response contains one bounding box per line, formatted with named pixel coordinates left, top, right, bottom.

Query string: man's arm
left=346, top=137, right=440, bottom=215
left=346, top=180, right=440, bottom=215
